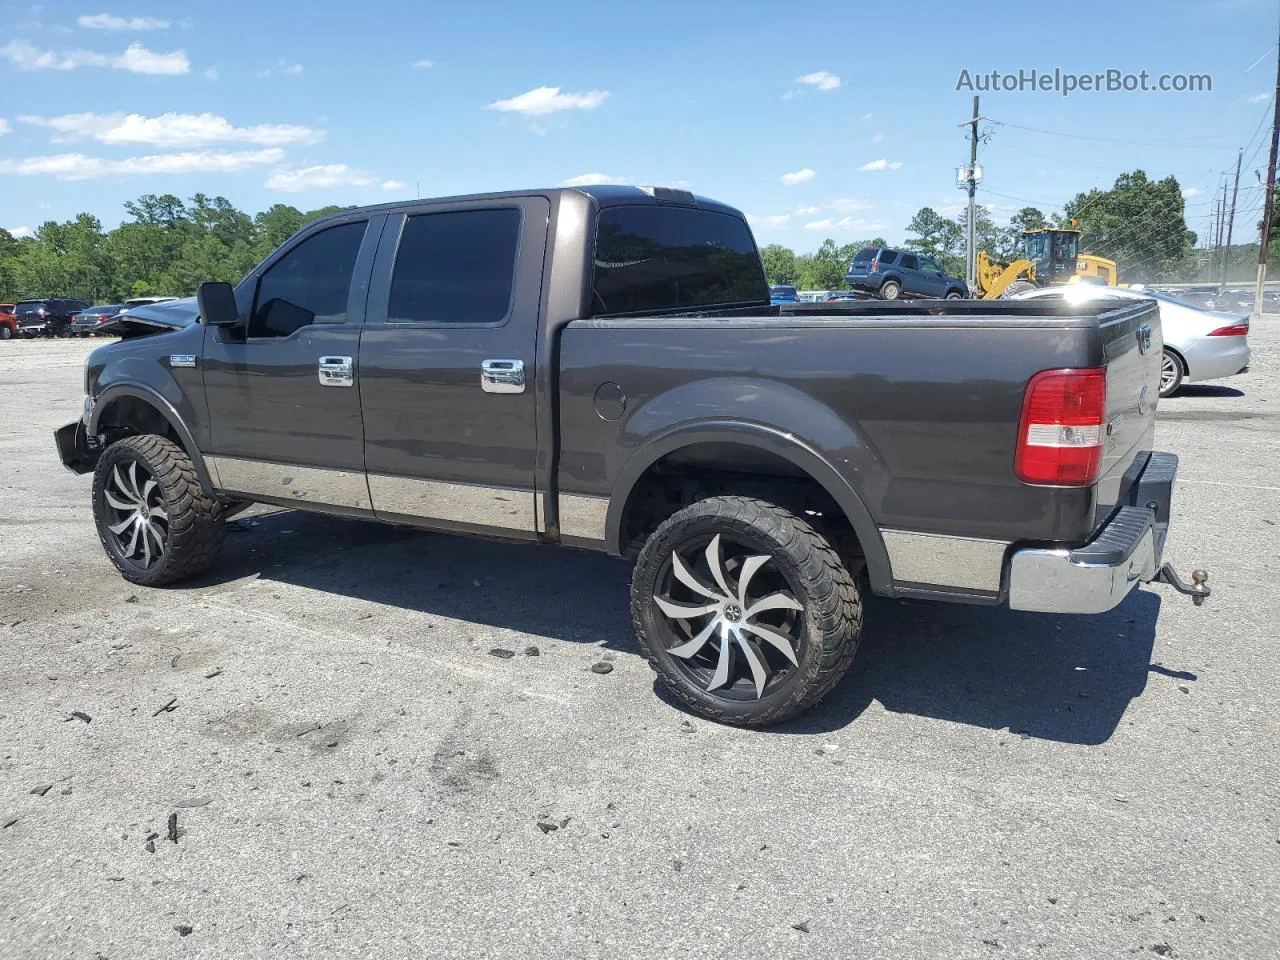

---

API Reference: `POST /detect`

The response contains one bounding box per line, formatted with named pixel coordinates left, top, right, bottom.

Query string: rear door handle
left=481, top=359, right=525, bottom=394
left=318, top=356, right=354, bottom=387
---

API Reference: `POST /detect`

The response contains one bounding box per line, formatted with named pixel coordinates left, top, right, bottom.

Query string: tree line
left=763, top=170, right=1251, bottom=289
left=0, top=193, right=348, bottom=304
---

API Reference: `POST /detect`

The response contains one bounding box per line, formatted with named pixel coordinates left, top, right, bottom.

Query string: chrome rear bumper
left=1008, top=451, right=1207, bottom=613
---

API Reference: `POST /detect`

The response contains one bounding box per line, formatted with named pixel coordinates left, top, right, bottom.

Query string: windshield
left=770, top=286, right=797, bottom=297
left=1024, top=235, right=1049, bottom=264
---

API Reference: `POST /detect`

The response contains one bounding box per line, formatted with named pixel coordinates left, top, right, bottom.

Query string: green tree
left=760, top=244, right=797, bottom=285
left=1063, top=170, right=1195, bottom=282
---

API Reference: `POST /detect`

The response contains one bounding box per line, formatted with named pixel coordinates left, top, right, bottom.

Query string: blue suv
left=845, top=247, right=968, bottom=300
left=769, top=284, right=800, bottom=304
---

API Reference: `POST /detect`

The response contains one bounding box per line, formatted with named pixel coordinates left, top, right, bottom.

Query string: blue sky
left=1, top=0, right=1277, bottom=251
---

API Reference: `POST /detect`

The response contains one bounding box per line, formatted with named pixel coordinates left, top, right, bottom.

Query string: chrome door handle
left=481, top=358, right=525, bottom=394
left=318, top=355, right=354, bottom=387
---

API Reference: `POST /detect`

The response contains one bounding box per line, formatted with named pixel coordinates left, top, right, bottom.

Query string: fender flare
left=90, top=382, right=216, bottom=496
left=605, top=420, right=892, bottom=595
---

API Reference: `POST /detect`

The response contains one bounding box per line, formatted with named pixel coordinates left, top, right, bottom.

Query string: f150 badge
left=169, top=354, right=197, bottom=368
left=1137, top=324, right=1152, bottom=354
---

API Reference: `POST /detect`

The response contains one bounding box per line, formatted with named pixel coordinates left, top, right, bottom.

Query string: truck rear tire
left=92, top=434, right=225, bottom=586
left=879, top=279, right=902, bottom=300
left=630, top=496, right=863, bottom=727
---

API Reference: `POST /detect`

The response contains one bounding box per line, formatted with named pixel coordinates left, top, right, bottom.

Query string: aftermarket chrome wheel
left=92, top=434, right=226, bottom=586
left=631, top=496, right=862, bottom=727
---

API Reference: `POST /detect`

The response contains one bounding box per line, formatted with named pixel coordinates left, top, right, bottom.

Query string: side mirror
left=198, top=281, right=240, bottom=327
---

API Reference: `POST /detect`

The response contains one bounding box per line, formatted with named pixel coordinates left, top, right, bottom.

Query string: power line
left=987, top=119, right=1234, bottom=149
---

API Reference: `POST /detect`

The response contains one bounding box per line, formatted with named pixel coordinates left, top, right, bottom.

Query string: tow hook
left=1155, top=563, right=1211, bottom=606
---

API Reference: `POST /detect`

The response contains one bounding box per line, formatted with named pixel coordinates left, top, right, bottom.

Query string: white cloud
left=5, top=225, right=33, bottom=238
left=0, top=119, right=9, bottom=136
left=749, top=213, right=792, bottom=227
left=861, top=113, right=872, bottom=120
left=857, top=159, right=903, bottom=172
left=412, top=59, right=433, bottom=70
left=561, top=172, right=630, bottom=186
left=795, top=70, right=840, bottom=92
left=793, top=205, right=820, bottom=215
left=20, top=111, right=324, bottom=148
left=1182, top=186, right=1202, bottom=198
left=0, top=39, right=188, bottom=74
left=382, top=179, right=406, bottom=190
left=487, top=86, right=609, bottom=117
left=804, top=215, right=885, bottom=232
left=204, top=66, right=218, bottom=80
left=78, top=14, right=170, bottom=30
left=871, top=131, right=884, bottom=144
left=258, top=60, right=303, bottom=78
left=265, top=164, right=380, bottom=192
left=780, top=168, right=816, bottom=186
left=0, top=148, right=283, bottom=180
left=1246, top=92, right=1272, bottom=104
left=781, top=89, right=802, bottom=100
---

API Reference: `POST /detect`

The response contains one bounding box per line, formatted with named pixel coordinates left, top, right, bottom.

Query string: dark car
left=68, top=305, right=124, bottom=337
left=769, top=285, right=799, bottom=304
left=15, top=298, right=91, bottom=337
left=55, top=185, right=1210, bottom=729
left=845, top=247, right=967, bottom=300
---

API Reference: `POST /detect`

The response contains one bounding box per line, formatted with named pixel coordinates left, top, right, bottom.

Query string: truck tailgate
left=1094, top=299, right=1163, bottom=524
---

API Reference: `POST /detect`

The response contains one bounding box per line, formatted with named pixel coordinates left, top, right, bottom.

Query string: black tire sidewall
left=1159, top=349, right=1183, bottom=398
left=632, top=505, right=834, bottom=725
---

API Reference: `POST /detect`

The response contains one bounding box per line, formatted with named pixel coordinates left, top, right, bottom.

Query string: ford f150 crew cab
left=55, top=185, right=1210, bottom=727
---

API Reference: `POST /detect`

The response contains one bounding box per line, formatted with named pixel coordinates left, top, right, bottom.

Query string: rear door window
left=900, top=254, right=919, bottom=270
left=591, top=206, right=768, bottom=314
left=387, top=208, right=522, bottom=324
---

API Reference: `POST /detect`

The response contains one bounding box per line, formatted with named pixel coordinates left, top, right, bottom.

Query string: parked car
left=96, top=296, right=198, bottom=337
left=845, top=247, right=968, bottom=300
left=56, top=185, right=1210, bottom=728
left=1012, top=285, right=1250, bottom=397
left=769, top=285, right=799, bottom=304
left=68, top=304, right=124, bottom=337
left=0, top=304, right=16, bottom=340
left=122, top=296, right=179, bottom=309
left=14, top=297, right=90, bottom=337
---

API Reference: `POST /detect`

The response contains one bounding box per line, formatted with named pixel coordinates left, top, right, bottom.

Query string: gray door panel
left=358, top=197, right=549, bottom=535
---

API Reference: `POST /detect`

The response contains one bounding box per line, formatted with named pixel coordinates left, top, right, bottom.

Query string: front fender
left=606, top=378, right=893, bottom=593
left=90, top=381, right=216, bottom=495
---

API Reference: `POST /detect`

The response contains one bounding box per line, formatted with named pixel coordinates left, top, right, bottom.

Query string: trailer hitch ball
left=1191, top=569, right=1209, bottom=607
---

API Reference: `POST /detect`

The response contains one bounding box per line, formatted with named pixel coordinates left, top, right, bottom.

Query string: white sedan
left=1012, top=285, right=1251, bottom=397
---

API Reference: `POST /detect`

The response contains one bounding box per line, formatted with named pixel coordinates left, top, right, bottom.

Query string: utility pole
left=1217, top=180, right=1230, bottom=283
left=1224, top=148, right=1242, bottom=287
left=1210, top=192, right=1222, bottom=283
left=957, top=96, right=985, bottom=291
left=1255, top=15, right=1280, bottom=315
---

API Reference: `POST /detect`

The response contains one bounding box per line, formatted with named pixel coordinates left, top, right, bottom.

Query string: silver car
left=1013, top=285, right=1250, bottom=397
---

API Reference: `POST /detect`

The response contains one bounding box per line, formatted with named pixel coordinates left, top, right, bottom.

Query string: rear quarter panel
left=557, top=312, right=1122, bottom=560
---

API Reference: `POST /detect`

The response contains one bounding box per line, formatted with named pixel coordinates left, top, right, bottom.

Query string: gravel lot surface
left=1, top=331, right=1277, bottom=959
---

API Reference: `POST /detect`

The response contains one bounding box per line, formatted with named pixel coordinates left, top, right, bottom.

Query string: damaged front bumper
left=54, top=418, right=100, bottom=475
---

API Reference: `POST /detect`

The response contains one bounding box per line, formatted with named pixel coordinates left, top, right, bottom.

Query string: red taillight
left=870, top=261, right=879, bottom=273
left=1207, top=323, right=1249, bottom=337
left=1015, top=368, right=1107, bottom=486
left=96, top=314, right=109, bottom=323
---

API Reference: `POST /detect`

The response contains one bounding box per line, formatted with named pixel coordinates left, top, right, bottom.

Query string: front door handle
left=481, top=358, right=525, bottom=394
left=318, top=356, right=354, bottom=387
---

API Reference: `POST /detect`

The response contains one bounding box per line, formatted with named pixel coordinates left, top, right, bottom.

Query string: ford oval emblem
left=1137, top=324, right=1153, bottom=354
left=1137, top=385, right=1150, bottom=415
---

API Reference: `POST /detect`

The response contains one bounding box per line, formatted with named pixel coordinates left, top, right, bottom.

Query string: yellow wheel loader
left=974, top=228, right=1118, bottom=299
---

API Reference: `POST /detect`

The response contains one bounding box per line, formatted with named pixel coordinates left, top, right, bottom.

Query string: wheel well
left=1164, top=344, right=1188, bottom=376
left=617, top=442, right=864, bottom=568
left=96, top=396, right=185, bottom=452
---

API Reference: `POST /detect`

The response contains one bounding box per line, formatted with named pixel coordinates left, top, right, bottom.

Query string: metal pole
left=1219, top=180, right=1229, bottom=283
left=967, top=96, right=979, bottom=290
left=1255, top=17, right=1280, bottom=315
left=1210, top=193, right=1222, bottom=283
left=1225, top=148, right=1242, bottom=285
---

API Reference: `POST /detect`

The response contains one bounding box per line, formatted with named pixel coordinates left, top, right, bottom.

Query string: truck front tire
left=92, top=434, right=226, bottom=586
left=630, top=496, right=863, bottom=727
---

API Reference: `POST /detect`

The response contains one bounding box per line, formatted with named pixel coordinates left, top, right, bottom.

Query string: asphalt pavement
left=0, top=331, right=1277, bottom=959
